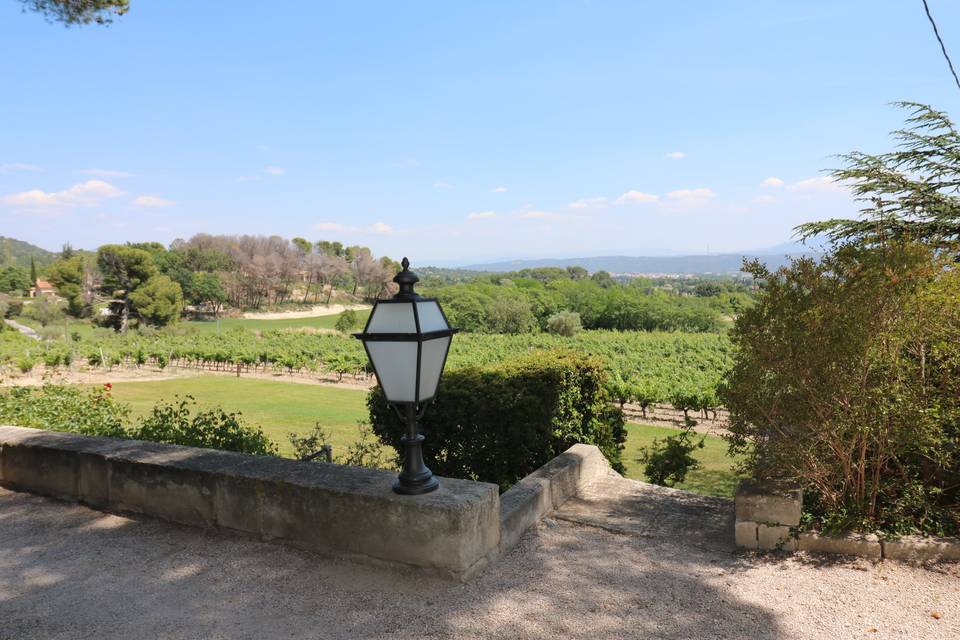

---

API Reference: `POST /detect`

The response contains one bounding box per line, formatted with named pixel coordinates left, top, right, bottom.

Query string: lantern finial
left=393, top=257, right=419, bottom=298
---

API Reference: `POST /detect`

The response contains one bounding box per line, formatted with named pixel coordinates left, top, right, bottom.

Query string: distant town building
left=28, top=279, right=57, bottom=298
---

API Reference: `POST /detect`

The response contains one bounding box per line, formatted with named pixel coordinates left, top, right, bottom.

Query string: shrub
left=341, top=423, right=391, bottom=469
left=288, top=423, right=332, bottom=461
left=546, top=310, right=582, bottom=337
left=638, top=427, right=704, bottom=487
left=723, top=243, right=960, bottom=536
left=334, top=309, right=360, bottom=334
left=0, top=385, right=128, bottom=438
left=368, top=350, right=626, bottom=490
left=129, top=395, right=277, bottom=456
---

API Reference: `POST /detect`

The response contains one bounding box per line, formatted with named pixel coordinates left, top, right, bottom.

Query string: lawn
left=181, top=309, right=370, bottom=334
left=105, top=375, right=742, bottom=496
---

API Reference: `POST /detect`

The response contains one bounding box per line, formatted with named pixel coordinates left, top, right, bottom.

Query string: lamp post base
left=393, top=473, right=439, bottom=495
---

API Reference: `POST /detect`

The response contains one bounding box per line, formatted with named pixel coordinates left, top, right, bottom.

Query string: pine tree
left=29, top=257, right=37, bottom=286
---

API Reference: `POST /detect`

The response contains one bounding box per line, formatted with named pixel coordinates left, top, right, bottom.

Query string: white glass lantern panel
left=418, top=336, right=451, bottom=401
left=416, top=300, right=449, bottom=333
left=366, top=302, right=417, bottom=334
left=367, top=341, right=418, bottom=403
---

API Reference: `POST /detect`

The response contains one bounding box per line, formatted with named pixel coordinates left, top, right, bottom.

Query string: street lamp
left=354, top=257, right=458, bottom=494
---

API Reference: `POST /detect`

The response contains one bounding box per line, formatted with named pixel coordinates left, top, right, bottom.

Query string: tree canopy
left=18, top=0, right=128, bottom=25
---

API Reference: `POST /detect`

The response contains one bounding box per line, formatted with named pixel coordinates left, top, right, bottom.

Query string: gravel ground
left=0, top=487, right=957, bottom=639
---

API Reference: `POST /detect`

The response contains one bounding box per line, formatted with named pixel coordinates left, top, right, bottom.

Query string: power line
left=923, top=0, right=960, bottom=91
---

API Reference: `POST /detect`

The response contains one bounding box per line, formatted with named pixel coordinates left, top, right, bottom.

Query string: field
left=181, top=309, right=370, bottom=334
left=103, top=375, right=740, bottom=496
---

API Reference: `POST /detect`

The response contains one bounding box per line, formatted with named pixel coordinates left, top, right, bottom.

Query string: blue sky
left=2, top=1, right=959, bottom=264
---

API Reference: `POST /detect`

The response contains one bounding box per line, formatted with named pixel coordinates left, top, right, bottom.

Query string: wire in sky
left=923, top=0, right=960, bottom=91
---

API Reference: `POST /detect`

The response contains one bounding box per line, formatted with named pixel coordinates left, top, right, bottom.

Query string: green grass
left=621, top=423, right=744, bottom=498
left=181, top=309, right=370, bottom=334
left=105, top=376, right=370, bottom=457
left=103, top=375, right=742, bottom=496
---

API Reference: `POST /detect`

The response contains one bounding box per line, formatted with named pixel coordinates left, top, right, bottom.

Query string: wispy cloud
left=665, top=151, right=686, bottom=160
left=521, top=210, right=562, bottom=219
left=313, top=221, right=394, bottom=235
left=568, top=196, right=610, bottom=209
left=0, top=163, right=42, bottom=173
left=615, top=190, right=659, bottom=205
left=492, top=186, right=508, bottom=193
left=133, top=195, right=175, bottom=207
left=761, top=176, right=784, bottom=188
left=370, top=221, right=393, bottom=235
left=467, top=210, right=497, bottom=220
left=264, top=166, right=286, bottom=176
left=1, top=180, right=123, bottom=211
left=433, top=180, right=453, bottom=189
left=787, top=176, right=841, bottom=192
left=666, top=187, right=716, bottom=202
left=79, top=168, right=133, bottom=178
left=754, top=194, right=777, bottom=204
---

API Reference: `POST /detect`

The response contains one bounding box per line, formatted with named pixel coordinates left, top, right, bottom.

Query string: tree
left=128, top=275, right=184, bottom=327
left=796, top=102, right=960, bottom=250
left=29, top=257, right=37, bottom=287
left=47, top=255, right=88, bottom=317
left=189, top=272, right=227, bottom=315
left=0, top=266, right=31, bottom=294
left=97, top=244, right=157, bottom=332
left=545, top=310, right=582, bottom=337
left=22, top=295, right=64, bottom=327
left=19, top=0, right=129, bottom=25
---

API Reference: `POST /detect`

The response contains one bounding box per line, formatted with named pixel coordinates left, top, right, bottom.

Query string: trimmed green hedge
left=368, top=350, right=626, bottom=491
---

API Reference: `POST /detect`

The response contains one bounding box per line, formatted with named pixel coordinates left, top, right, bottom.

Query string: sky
left=2, top=1, right=960, bottom=265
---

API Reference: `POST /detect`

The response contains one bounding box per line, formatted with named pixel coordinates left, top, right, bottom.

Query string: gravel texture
left=0, top=485, right=957, bottom=639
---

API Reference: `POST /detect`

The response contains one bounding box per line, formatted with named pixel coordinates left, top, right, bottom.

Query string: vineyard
left=0, top=327, right=733, bottom=414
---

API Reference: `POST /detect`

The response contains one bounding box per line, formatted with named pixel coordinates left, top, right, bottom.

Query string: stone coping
left=0, top=425, right=500, bottom=580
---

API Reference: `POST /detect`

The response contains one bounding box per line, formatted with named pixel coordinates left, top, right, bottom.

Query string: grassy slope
left=181, top=309, right=370, bottom=334
left=106, top=375, right=741, bottom=496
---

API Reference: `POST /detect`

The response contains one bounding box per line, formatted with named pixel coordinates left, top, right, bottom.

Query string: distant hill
left=0, top=237, right=58, bottom=268
left=461, top=250, right=818, bottom=276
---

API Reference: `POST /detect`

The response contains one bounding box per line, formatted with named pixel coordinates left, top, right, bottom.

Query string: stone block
left=797, top=531, right=882, bottom=558
left=735, top=479, right=802, bottom=526
left=883, top=536, right=960, bottom=562
left=757, top=524, right=795, bottom=550
left=735, top=520, right=758, bottom=549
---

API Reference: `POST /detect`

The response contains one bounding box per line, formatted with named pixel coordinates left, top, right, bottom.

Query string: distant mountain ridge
left=0, top=237, right=57, bottom=268
left=461, top=248, right=819, bottom=275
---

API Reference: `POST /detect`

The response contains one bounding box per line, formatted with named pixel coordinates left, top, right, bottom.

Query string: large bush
left=723, top=243, right=960, bottom=536
left=368, top=350, right=626, bottom=490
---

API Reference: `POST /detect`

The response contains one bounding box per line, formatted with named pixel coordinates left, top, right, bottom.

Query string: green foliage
left=288, top=422, right=331, bottom=460
left=340, top=423, right=391, bottom=469
left=546, top=310, right=582, bottom=337
left=0, top=266, right=31, bottom=294
left=368, top=350, right=626, bottom=491
left=21, top=296, right=64, bottom=327
left=638, top=427, right=704, bottom=487
left=334, top=308, right=360, bottom=333
left=796, top=102, right=960, bottom=249
left=723, top=242, right=960, bottom=536
left=129, top=395, right=277, bottom=455
left=129, top=275, right=184, bottom=327
left=0, top=385, right=128, bottom=437
left=20, top=0, right=129, bottom=25
left=47, top=255, right=88, bottom=317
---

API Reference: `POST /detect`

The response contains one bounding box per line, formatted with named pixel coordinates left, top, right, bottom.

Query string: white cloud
left=433, top=181, right=453, bottom=189
left=79, top=168, right=133, bottom=178
left=665, top=151, right=686, bottom=160
left=788, top=176, right=842, bottom=192
left=666, top=187, right=716, bottom=202
left=133, top=195, right=175, bottom=207
left=615, top=190, right=659, bottom=205
left=264, top=166, right=286, bottom=176
left=1, top=180, right=123, bottom=211
left=567, top=196, right=610, bottom=209
left=467, top=210, right=497, bottom=220
left=370, top=221, right=393, bottom=235
left=492, top=186, right=508, bottom=193
left=0, top=163, right=42, bottom=173
left=761, top=177, right=784, bottom=188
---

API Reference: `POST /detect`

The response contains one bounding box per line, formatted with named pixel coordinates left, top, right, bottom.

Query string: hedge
left=368, top=349, right=626, bottom=491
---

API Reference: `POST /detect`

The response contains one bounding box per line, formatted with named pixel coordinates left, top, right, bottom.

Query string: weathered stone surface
left=735, top=479, right=802, bottom=526
left=735, top=520, right=758, bottom=549
left=757, top=524, right=795, bottom=551
left=797, top=531, right=882, bottom=558
left=883, top=535, right=960, bottom=562
left=498, top=443, right=612, bottom=552
left=0, top=425, right=501, bottom=580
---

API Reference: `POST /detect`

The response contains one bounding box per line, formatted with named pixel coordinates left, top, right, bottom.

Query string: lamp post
left=354, top=258, right=458, bottom=495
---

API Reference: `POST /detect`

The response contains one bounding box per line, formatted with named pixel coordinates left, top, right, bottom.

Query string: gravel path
left=2, top=319, right=39, bottom=340
left=0, top=487, right=957, bottom=639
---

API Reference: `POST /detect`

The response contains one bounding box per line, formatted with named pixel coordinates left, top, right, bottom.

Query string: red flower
left=104, top=383, right=113, bottom=390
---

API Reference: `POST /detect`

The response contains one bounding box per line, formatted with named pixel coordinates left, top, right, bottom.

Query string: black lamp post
left=354, top=258, right=458, bottom=495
